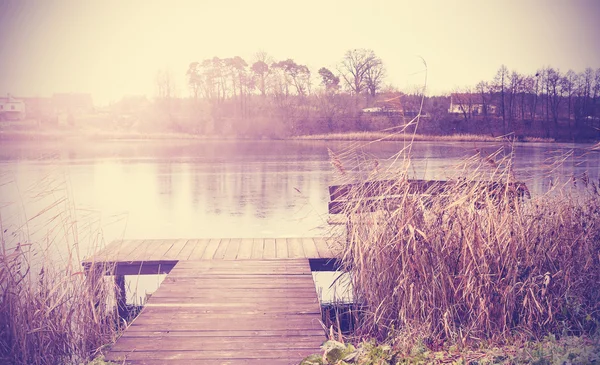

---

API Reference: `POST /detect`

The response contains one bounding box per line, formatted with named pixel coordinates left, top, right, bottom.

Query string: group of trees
left=144, top=50, right=600, bottom=141
left=148, top=49, right=390, bottom=137
left=452, top=65, right=600, bottom=139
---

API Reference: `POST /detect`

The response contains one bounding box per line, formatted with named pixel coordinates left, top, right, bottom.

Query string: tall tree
left=493, top=65, right=509, bottom=134
left=251, top=60, right=269, bottom=96
left=318, top=67, right=340, bottom=93
left=272, top=59, right=311, bottom=96
left=562, top=70, right=577, bottom=123
left=186, top=62, right=202, bottom=100
left=364, top=57, right=386, bottom=97
left=338, top=49, right=378, bottom=95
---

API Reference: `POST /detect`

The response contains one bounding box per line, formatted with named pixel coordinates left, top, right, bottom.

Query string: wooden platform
left=105, top=259, right=325, bottom=365
left=82, top=238, right=340, bottom=275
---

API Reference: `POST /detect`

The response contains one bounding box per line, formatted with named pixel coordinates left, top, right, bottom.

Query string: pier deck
left=83, top=237, right=339, bottom=274
left=105, top=259, right=324, bottom=364
left=83, top=238, right=341, bottom=364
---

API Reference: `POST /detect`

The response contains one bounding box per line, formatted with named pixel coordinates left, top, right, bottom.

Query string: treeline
left=147, top=49, right=389, bottom=138
left=450, top=65, right=600, bottom=140
left=112, top=50, right=600, bottom=141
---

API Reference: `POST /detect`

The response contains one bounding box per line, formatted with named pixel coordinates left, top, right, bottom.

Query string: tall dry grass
left=0, top=176, right=120, bottom=365
left=330, top=148, right=600, bottom=346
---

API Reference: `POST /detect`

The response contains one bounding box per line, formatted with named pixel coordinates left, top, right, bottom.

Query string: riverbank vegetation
left=0, top=178, right=121, bottom=365
left=294, top=131, right=554, bottom=143
left=313, top=144, right=600, bottom=363
left=302, top=335, right=600, bottom=364
left=12, top=50, right=600, bottom=142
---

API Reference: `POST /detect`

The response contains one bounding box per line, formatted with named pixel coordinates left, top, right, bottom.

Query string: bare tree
left=186, top=62, right=202, bottom=100
left=493, top=65, right=509, bottom=134
left=562, top=70, right=577, bottom=122
left=156, top=69, right=176, bottom=99
left=453, top=88, right=475, bottom=122
left=338, top=49, right=378, bottom=95
left=365, top=57, right=386, bottom=97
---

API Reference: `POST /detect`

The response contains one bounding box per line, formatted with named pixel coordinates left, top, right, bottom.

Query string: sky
left=0, top=0, right=599, bottom=105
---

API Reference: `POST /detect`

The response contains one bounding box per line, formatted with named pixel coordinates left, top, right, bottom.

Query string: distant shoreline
left=291, top=131, right=556, bottom=143
left=0, top=129, right=564, bottom=143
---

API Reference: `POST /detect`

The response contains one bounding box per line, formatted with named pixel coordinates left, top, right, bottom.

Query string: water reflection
left=1, top=139, right=598, bottom=258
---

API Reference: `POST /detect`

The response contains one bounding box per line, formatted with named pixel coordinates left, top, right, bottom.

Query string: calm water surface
left=1, top=139, right=597, bottom=301
left=1, top=139, right=598, bottom=252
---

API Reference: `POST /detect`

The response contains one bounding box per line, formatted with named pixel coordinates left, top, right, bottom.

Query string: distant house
left=448, top=93, right=496, bottom=116
left=0, top=94, right=26, bottom=121
left=362, top=95, right=427, bottom=118
left=362, top=96, right=403, bottom=115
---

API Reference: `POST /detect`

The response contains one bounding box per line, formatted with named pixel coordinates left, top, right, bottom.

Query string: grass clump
left=0, top=177, right=120, bottom=365
left=302, top=335, right=600, bottom=364
left=328, top=145, right=600, bottom=347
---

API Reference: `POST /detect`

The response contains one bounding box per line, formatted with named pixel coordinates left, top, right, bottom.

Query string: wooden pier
left=83, top=238, right=341, bottom=365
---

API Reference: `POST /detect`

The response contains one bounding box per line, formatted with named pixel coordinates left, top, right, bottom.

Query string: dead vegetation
left=328, top=143, right=600, bottom=347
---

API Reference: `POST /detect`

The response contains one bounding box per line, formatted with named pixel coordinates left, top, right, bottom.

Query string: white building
left=448, top=93, right=496, bottom=116
left=0, top=94, right=26, bottom=121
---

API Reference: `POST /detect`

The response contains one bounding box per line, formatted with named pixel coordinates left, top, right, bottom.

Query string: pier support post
left=115, top=275, right=127, bottom=318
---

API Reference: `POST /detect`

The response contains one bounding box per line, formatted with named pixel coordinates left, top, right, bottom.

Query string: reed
left=0, top=177, right=120, bottom=365
left=330, top=147, right=600, bottom=347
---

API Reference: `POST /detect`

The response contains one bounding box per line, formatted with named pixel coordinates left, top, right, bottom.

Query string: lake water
left=1, top=139, right=598, bottom=302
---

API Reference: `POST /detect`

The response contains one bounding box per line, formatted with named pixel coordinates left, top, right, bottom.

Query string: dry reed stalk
left=0, top=176, right=121, bottom=365
left=330, top=144, right=600, bottom=348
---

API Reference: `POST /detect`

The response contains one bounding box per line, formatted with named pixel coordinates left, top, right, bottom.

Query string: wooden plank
left=114, top=262, right=176, bottom=276
left=84, top=237, right=336, bottom=264
left=110, top=336, right=322, bottom=351
left=275, top=238, right=288, bottom=259
left=105, top=359, right=308, bottom=365
left=127, top=240, right=161, bottom=262
left=200, top=238, right=221, bottom=260
left=176, top=239, right=198, bottom=260
left=313, top=237, right=333, bottom=258
left=212, top=238, right=230, bottom=260
left=185, top=239, right=209, bottom=260
left=172, top=262, right=310, bottom=271
left=148, top=239, right=177, bottom=260
left=174, top=259, right=311, bottom=267
left=89, top=239, right=130, bottom=262
left=263, top=238, right=276, bottom=259
left=120, top=329, right=324, bottom=337
left=127, top=319, right=322, bottom=331
left=329, top=180, right=530, bottom=214
left=287, top=238, right=305, bottom=259
left=107, top=348, right=317, bottom=361
left=118, top=240, right=148, bottom=262
left=237, top=238, right=254, bottom=259
left=224, top=238, right=242, bottom=260
left=161, top=239, right=189, bottom=260
left=301, top=238, right=320, bottom=258
left=250, top=238, right=264, bottom=259
left=143, top=299, right=317, bottom=308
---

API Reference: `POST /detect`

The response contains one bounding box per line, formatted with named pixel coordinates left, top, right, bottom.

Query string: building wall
left=0, top=96, right=26, bottom=120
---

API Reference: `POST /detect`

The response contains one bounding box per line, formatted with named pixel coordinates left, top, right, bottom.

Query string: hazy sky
left=1, top=0, right=599, bottom=105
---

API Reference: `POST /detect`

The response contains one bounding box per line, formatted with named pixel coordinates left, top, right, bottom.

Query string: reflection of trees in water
left=156, top=163, right=173, bottom=209
left=182, top=158, right=322, bottom=222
